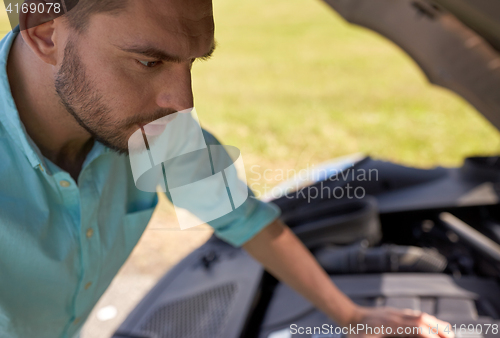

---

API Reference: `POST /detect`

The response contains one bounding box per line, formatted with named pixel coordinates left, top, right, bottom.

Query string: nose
left=155, top=63, right=194, bottom=112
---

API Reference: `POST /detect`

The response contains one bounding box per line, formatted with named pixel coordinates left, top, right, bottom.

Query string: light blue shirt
left=0, top=30, right=280, bottom=338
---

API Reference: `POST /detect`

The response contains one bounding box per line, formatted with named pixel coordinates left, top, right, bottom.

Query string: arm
left=243, top=219, right=455, bottom=338
left=243, top=217, right=357, bottom=326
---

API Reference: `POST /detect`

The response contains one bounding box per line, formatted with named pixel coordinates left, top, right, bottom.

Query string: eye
left=137, top=60, right=161, bottom=68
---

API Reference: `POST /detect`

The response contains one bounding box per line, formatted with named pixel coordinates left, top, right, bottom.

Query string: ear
left=19, top=3, right=62, bottom=66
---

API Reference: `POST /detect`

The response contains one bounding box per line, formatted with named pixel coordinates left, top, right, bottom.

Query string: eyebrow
left=118, top=41, right=217, bottom=63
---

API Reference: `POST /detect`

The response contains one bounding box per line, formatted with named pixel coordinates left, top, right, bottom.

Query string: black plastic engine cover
left=112, top=237, right=264, bottom=338
left=260, top=273, right=500, bottom=338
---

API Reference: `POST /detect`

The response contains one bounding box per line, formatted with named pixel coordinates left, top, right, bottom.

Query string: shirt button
left=59, top=180, right=71, bottom=188
left=73, top=317, right=80, bottom=325
left=38, top=165, right=44, bottom=172
left=86, top=228, right=94, bottom=238
left=84, top=282, right=92, bottom=290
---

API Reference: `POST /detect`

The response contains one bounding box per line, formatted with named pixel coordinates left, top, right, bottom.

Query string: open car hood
left=323, top=0, right=500, bottom=131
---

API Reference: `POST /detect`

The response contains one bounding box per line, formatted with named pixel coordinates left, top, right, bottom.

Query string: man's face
left=55, top=0, right=215, bottom=154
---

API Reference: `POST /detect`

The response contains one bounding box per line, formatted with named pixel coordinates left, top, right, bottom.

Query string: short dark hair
left=63, top=0, right=129, bottom=32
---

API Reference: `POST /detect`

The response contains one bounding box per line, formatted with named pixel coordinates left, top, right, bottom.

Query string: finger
left=381, top=311, right=423, bottom=337
left=384, top=319, right=425, bottom=338
left=399, top=323, right=434, bottom=338
left=408, top=314, right=454, bottom=338
left=415, top=314, right=455, bottom=338
left=400, top=309, right=423, bottom=320
left=399, top=315, right=438, bottom=338
left=427, top=316, right=455, bottom=338
left=402, top=309, right=421, bottom=315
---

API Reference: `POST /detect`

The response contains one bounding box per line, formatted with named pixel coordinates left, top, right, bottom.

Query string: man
left=0, top=0, right=455, bottom=337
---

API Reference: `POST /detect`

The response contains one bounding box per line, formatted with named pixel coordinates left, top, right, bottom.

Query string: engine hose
left=315, top=244, right=447, bottom=274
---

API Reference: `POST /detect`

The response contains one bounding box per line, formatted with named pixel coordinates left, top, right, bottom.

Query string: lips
left=138, top=112, right=181, bottom=136
left=141, top=121, right=168, bottom=136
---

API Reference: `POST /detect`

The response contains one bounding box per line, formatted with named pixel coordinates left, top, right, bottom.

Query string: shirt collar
left=0, top=30, right=44, bottom=169
left=0, top=30, right=112, bottom=171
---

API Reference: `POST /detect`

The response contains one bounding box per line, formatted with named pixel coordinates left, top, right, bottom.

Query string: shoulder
left=202, top=129, right=222, bottom=146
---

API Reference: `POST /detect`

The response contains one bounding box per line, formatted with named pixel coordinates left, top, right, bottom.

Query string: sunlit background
left=190, top=0, right=499, bottom=194
left=1, top=0, right=499, bottom=336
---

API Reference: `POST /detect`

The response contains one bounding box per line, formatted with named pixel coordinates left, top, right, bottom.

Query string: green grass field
left=2, top=0, right=499, bottom=196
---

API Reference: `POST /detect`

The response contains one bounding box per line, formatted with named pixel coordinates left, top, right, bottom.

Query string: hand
left=348, top=306, right=455, bottom=338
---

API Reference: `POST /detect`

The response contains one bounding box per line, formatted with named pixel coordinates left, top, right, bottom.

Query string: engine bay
left=113, top=156, right=500, bottom=338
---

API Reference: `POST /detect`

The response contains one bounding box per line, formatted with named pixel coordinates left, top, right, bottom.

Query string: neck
left=6, top=34, right=93, bottom=180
